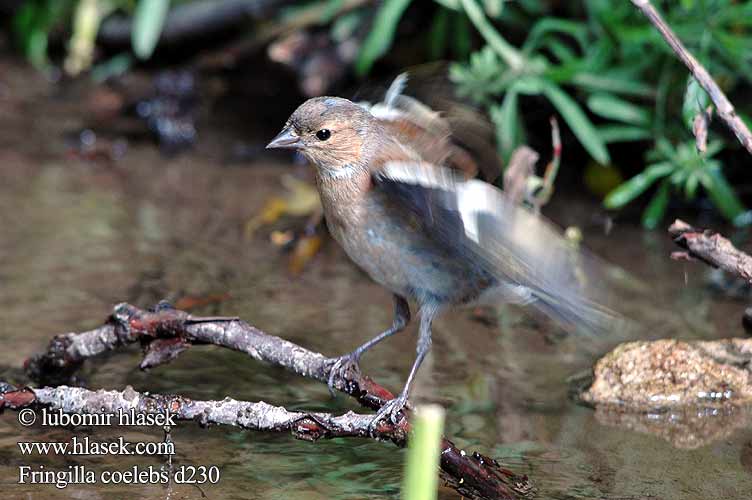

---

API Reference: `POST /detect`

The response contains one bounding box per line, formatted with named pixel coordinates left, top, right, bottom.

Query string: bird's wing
left=362, top=74, right=496, bottom=181
left=373, top=161, right=632, bottom=338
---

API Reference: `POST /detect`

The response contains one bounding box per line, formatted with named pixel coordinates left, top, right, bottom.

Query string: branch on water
left=21, top=302, right=533, bottom=500
left=0, top=384, right=406, bottom=443
left=668, top=219, right=752, bottom=282
left=630, top=0, right=752, bottom=156
left=25, top=301, right=392, bottom=410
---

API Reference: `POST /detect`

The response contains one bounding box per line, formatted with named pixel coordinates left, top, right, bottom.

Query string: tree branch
left=668, top=219, right=752, bottom=282
left=0, top=384, right=404, bottom=442
left=25, top=302, right=393, bottom=410
left=630, top=0, right=752, bottom=156
left=20, top=302, right=533, bottom=500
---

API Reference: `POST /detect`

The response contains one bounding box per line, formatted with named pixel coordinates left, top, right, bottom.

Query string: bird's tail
left=530, top=287, right=634, bottom=341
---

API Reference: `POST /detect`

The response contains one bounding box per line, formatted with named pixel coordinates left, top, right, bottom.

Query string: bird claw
left=368, top=393, right=408, bottom=434
left=327, top=353, right=361, bottom=397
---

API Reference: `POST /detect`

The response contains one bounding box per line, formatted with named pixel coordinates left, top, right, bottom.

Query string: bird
left=266, top=77, right=626, bottom=427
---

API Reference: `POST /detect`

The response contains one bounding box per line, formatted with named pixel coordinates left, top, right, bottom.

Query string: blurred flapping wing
left=361, top=73, right=499, bottom=181
left=374, top=161, right=632, bottom=338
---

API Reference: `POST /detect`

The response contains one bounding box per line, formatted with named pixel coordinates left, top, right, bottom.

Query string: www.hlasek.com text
left=18, top=436, right=175, bottom=456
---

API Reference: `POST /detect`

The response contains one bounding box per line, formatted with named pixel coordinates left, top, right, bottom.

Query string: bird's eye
left=316, top=129, right=331, bottom=141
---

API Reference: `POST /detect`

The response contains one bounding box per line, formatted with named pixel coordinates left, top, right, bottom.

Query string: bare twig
left=668, top=219, right=752, bottom=282
left=25, top=302, right=392, bottom=410
left=503, top=146, right=539, bottom=206
left=0, top=385, right=405, bottom=443
left=630, top=0, right=752, bottom=155
left=693, top=105, right=713, bottom=154
left=501, top=118, right=561, bottom=213
left=21, top=302, right=533, bottom=500
left=534, top=116, right=562, bottom=213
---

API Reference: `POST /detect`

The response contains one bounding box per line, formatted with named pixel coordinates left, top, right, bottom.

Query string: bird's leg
left=327, top=295, right=410, bottom=396
left=369, top=303, right=439, bottom=430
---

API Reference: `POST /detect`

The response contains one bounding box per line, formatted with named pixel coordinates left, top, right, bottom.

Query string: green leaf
left=12, top=0, right=70, bottom=68
left=523, top=17, right=588, bottom=53
left=451, top=9, right=471, bottom=59
left=27, top=30, right=49, bottom=68
left=669, top=167, right=689, bottom=186
left=604, top=162, right=673, bottom=209
left=434, top=0, right=460, bottom=10
left=685, top=172, right=699, bottom=200
left=132, top=0, right=170, bottom=60
left=355, top=0, right=412, bottom=75
left=513, top=75, right=544, bottom=95
left=428, top=7, right=450, bottom=60
left=587, top=93, right=650, bottom=125
left=654, top=138, right=676, bottom=161
left=544, top=38, right=578, bottom=63
left=490, top=89, right=519, bottom=156
left=699, top=139, right=723, bottom=158
left=682, top=77, right=710, bottom=131
left=321, top=0, right=345, bottom=23
left=541, top=82, right=610, bottom=164
left=598, top=125, right=651, bottom=143
left=570, top=73, right=654, bottom=97
left=701, top=168, right=746, bottom=223
left=641, top=180, right=670, bottom=230
left=91, top=53, right=133, bottom=82
left=483, top=0, right=504, bottom=18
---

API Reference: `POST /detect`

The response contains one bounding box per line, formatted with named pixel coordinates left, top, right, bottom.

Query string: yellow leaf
left=289, top=234, right=323, bottom=275
left=280, top=175, right=322, bottom=216
left=245, top=197, right=288, bottom=237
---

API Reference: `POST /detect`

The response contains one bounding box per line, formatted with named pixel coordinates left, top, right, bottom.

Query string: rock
left=581, top=338, right=752, bottom=408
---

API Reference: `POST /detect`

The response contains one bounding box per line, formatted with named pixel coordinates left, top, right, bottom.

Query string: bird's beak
left=266, top=126, right=301, bottom=150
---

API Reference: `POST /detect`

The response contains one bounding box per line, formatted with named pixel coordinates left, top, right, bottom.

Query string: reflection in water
left=1, top=61, right=752, bottom=499
left=594, top=404, right=752, bottom=450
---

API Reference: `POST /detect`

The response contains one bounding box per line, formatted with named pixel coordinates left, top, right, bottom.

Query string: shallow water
left=1, top=62, right=751, bottom=499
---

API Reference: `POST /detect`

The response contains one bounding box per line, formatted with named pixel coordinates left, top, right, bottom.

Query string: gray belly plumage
left=327, top=197, right=498, bottom=307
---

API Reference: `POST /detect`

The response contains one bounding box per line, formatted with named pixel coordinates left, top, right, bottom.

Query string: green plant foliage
left=9, top=0, right=750, bottom=226
left=587, top=93, right=650, bottom=126
left=490, top=89, right=520, bottom=153
left=359, top=0, right=750, bottom=225
left=605, top=139, right=746, bottom=229
left=132, top=0, right=171, bottom=60
left=12, top=0, right=74, bottom=68
left=541, top=81, right=610, bottom=164
left=11, top=0, right=171, bottom=70
left=355, top=0, right=413, bottom=75
left=682, top=77, right=710, bottom=130
left=641, top=180, right=671, bottom=230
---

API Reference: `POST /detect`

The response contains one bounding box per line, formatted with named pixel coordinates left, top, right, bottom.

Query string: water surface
left=1, top=62, right=750, bottom=499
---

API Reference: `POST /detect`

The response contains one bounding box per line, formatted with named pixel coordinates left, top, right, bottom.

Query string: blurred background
left=2, top=0, right=752, bottom=227
left=1, top=1, right=752, bottom=499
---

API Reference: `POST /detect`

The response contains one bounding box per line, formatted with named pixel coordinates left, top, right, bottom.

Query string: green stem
left=401, top=405, right=446, bottom=500
left=459, top=0, right=524, bottom=70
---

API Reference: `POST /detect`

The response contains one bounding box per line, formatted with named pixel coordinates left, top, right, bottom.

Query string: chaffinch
left=267, top=77, right=624, bottom=426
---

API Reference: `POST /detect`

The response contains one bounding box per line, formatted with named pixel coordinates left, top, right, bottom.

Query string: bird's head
left=267, top=97, right=378, bottom=175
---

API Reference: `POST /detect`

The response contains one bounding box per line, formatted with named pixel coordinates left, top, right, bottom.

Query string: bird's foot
left=327, top=352, right=361, bottom=397
left=368, top=393, right=409, bottom=434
